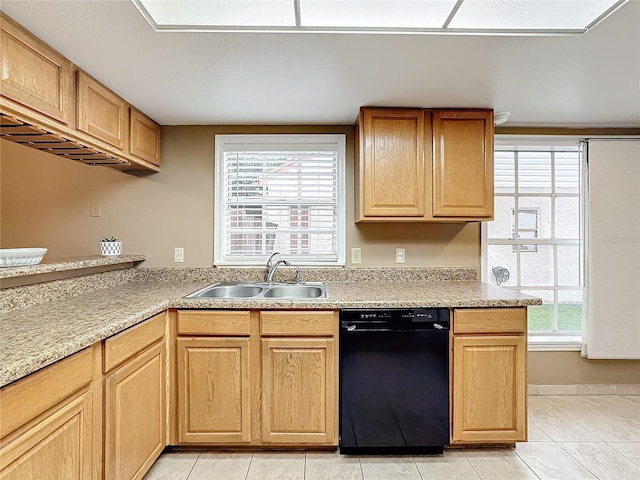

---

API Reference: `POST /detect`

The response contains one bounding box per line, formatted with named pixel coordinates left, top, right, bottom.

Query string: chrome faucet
left=265, top=252, right=290, bottom=283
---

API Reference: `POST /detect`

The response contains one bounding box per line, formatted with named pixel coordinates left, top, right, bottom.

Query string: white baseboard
left=528, top=384, right=640, bottom=395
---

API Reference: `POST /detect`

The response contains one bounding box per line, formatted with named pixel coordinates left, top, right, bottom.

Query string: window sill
left=528, top=335, right=582, bottom=352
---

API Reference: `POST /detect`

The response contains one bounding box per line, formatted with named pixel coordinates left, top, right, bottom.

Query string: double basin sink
left=186, top=281, right=328, bottom=300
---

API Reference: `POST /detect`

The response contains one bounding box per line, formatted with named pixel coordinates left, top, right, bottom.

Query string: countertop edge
left=0, top=255, right=146, bottom=280
left=0, top=280, right=542, bottom=387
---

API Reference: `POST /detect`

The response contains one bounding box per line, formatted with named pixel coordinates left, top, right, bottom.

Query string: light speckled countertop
left=0, top=255, right=146, bottom=279
left=0, top=280, right=541, bottom=387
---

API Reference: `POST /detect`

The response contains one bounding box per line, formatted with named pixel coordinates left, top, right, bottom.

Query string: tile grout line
left=558, top=407, right=610, bottom=442
left=511, top=445, right=546, bottom=480
left=244, top=451, right=254, bottom=480
left=536, top=407, right=604, bottom=442
left=411, top=455, right=425, bottom=480
left=458, top=450, right=483, bottom=480
left=184, top=450, right=203, bottom=480
left=555, top=441, right=604, bottom=480
left=358, top=455, right=365, bottom=480
left=605, top=442, right=640, bottom=468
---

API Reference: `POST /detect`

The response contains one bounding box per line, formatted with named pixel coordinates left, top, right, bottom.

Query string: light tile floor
left=144, top=395, right=640, bottom=480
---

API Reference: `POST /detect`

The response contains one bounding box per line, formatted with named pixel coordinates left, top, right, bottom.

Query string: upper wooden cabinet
left=77, top=71, right=128, bottom=150
left=130, top=108, right=161, bottom=166
left=355, top=107, right=494, bottom=222
left=432, top=110, right=494, bottom=218
left=357, top=108, right=426, bottom=217
left=0, top=12, right=160, bottom=172
left=0, top=13, right=72, bottom=125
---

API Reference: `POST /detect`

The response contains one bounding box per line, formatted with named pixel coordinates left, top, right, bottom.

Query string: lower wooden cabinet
left=104, top=341, right=166, bottom=480
left=177, top=337, right=252, bottom=444
left=450, top=308, right=527, bottom=444
left=175, top=309, right=338, bottom=447
left=261, top=337, right=336, bottom=444
left=0, top=389, right=96, bottom=480
left=0, top=346, right=100, bottom=480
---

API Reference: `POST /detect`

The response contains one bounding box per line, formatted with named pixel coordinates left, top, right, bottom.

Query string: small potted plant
left=100, top=236, right=122, bottom=256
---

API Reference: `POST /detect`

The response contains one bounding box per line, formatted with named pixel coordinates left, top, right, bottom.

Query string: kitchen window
left=482, top=140, right=585, bottom=349
left=214, top=134, right=346, bottom=266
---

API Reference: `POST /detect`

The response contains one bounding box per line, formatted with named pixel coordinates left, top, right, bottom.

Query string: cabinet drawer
left=453, top=308, right=527, bottom=334
left=103, top=312, right=165, bottom=373
left=260, top=311, right=336, bottom=336
left=0, top=347, right=93, bottom=439
left=177, top=310, right=251, bottom=336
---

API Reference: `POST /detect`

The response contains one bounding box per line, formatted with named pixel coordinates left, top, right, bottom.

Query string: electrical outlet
left=351, top=247, right=362, bottom=264
left=395, top=247, right=405, bottom=264
left=174, top=247, right=184, bottom=263
left=90, top=201, right=101, bottom=217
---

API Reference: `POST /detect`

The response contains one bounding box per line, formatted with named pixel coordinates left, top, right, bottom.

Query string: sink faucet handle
left=266, top=252, right=286, bottom=282
left=295, top=266, right=301, bottom=283
left=266, top=252, right=280, bottom=267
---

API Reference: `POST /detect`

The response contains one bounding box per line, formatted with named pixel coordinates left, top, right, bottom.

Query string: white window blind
left=214, top=134, right=345, bottom=266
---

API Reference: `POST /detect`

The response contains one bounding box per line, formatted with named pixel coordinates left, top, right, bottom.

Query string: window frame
left=213, top=133, right=346, bottom=266
left=481, top=136, right=585, bottom=351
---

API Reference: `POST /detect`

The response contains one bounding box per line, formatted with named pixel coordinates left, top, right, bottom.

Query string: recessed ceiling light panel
left=298, top=0, right=458, bottom=28
left=132, top=0, right=629, bottom=34
left=137, top=0, right=296, bottom=28
left=448, top=0, right=626, bottom=32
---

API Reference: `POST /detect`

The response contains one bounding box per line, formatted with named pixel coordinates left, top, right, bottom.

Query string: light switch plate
left=90, top=201, right=101, bottom=217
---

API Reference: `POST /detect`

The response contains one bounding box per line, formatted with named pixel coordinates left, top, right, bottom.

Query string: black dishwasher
left=339, top=308, right=450, bottom=455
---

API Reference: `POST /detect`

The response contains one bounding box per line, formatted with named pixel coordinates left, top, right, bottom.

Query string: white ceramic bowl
left=0, top=248, right=48, bottom=267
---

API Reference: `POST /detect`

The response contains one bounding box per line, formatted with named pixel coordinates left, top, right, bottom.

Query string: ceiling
left=1, top=0, right=639, bottom=127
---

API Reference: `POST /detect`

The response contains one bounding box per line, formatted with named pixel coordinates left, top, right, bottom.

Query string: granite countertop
left=0, top=279, right=541, bottom=387
left=0, top=255, right=146, bottom=280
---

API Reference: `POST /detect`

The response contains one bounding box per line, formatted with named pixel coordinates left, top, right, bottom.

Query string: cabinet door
left=451, top=335, right=526, bottom=444
left=0, top=12, right=71, bottom=124
left=0, top=390, right=95, bottom=480
left=130, top=108, right=161, bottom=166
left=177, top=337, right=251, bottom=444
left=432, top=110, right=494, bottom=218
left=357, top=108, right=426, bottom=218
left=77, top=71, right=127, bottom=149
left=104, top=341, right=166, bottom=480
left=261, top=337, right=336, bottom=445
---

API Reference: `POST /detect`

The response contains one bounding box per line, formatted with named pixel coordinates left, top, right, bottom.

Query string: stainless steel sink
left=263, top=285, right=325, bottom=298
left=186, top=282, right=328, bottom=299
left=188, top=283, right=266, bottom=298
